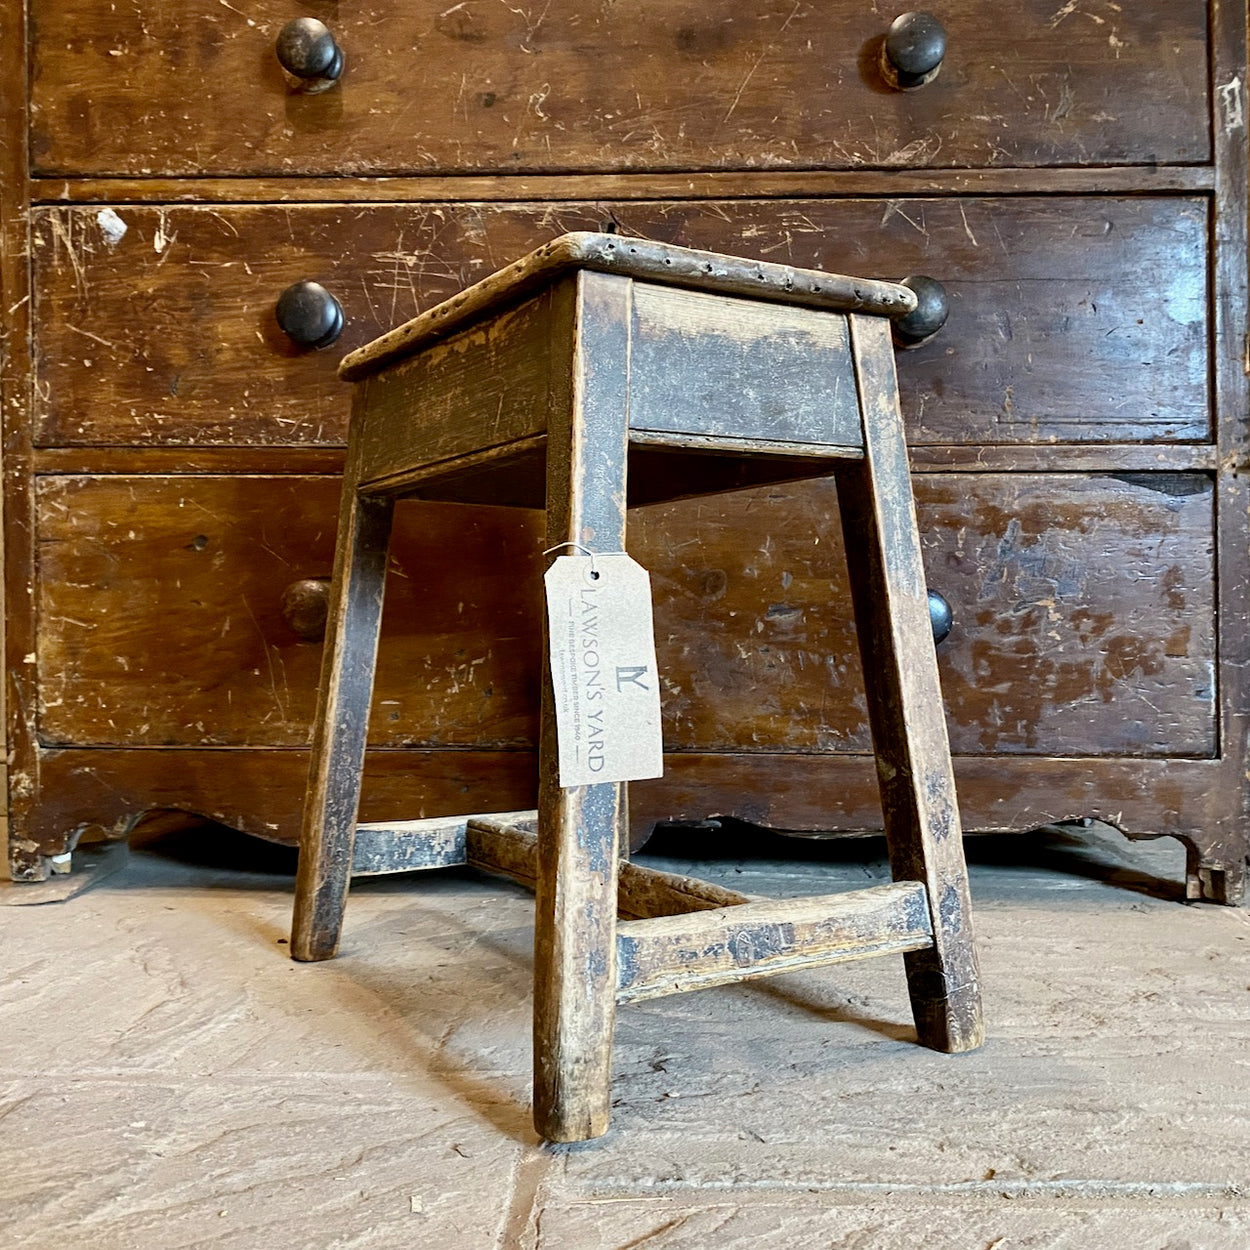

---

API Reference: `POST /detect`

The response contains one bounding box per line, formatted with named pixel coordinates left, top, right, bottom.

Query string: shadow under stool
left=290, top=232, right=983, bottom=1142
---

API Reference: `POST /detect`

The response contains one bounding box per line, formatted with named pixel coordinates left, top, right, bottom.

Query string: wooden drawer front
left=32, top=197, right=1208, bottom=447
left=36, top=476, right=546, bottom=750
left=29, top=1, right=1209, bottom=176
left=640, top=472, right=1216, bottom=759
left=37, top=473, right=1215, bottom=757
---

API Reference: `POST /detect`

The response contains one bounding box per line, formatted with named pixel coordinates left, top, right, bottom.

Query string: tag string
left=542, top=541, right=601, bottom=579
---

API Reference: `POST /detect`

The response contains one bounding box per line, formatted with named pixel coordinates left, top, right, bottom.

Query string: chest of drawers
left=4, top=0, right=1247, bottom=903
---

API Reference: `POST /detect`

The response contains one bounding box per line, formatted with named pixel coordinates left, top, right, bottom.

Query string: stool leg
left=532, top=271, right=631, bottom=1141
left=838, top=314, right=983, bottom=1054
left=291, top=483, right=394, bottom=962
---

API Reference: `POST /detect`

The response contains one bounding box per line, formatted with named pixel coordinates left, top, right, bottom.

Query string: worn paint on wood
left=615, top=882, right=933, bottom=1003
left=635, top=471, right=1218, bottom=759
left=627, top=282, right=862, bottom=447
left=291, top=248, right=981, bottom=1138
left=350, top=815, right=469, bottom=876
left=291, top=392, right=395, bottom=962
left=354, top=286, right=559, bottom=489
left=457, top=813, right=755, bottom=917
left=838, top=313, right=981, bottom=1053
left=529, top=270, right=635, bottom=1139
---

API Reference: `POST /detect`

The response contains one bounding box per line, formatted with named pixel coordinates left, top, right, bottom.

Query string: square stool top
left=339, top=232, right=917, bottom=382
left=341, top=233, right=922, bottom=510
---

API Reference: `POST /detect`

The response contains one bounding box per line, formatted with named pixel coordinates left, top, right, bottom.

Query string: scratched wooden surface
left=312, top=272, right=982, bottom=1141
left=5, top=0, right=1248, bottom=900
left=354, top=285, right=558, bottom=489
left=339, top=231, right=915, bottom=380
left=35, top=471, right=1215, bottom=757
left=30, top=198, right=1209, bottom=447
left=289, top=384, right=396, bottom=963
left=530, top=269, right=631, bottom=1140
left=626, top=281, right=863, bottom=447
left=28, top=0, right=1209, bottom=177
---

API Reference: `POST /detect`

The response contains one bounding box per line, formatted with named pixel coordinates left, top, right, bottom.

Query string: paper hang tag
left=544, top=553, right=664, bottom=788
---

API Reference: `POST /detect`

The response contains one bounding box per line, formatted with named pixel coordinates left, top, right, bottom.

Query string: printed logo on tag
left=544, top=553, right=664, bottom=788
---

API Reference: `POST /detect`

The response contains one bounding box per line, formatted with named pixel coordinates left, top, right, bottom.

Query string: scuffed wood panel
left=36, top=472, right=1215, bottom=756
left=36, top=476, right=546, bottom=749
left=31, top=197, right=1209, bottom=446
left=637, top=471, right=1215, bottom=758
left=21, top=746, right=1222, bottom=849
left=28, top=0, right=1209, bottom=177
left=26, top=747, right=541, bottom=846
left=357, top=284, right=558, bottom=489
left=627, top=282, right=861, bottom=446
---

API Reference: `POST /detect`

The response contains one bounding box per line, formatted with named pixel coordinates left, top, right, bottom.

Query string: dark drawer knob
left=928, top=589, right=953, bottom=646
left=275, top=281, right=344, bottom=348
left=275, top=17, right=344, bottom=82
left=282, top=578, right=331, bottom=641
left=892, top=275, right=949, bottom=347
left=881, top=12, right=947, bottom=89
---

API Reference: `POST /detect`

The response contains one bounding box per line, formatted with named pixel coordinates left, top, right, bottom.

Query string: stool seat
left=291, top=233, right=983, bottom=1143
left=338, top=231, right=916, bottom=381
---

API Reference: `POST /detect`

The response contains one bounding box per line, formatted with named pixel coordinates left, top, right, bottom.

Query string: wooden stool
left=290, top=233, right=983, bottom=1142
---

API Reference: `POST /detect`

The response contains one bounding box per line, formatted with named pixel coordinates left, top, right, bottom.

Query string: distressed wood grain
left=33, top=475, right=546, bottom=750
left=27, top=165, right=1221, bottom=204
left=30, top=198, right=1209, bottom=447
left=530, top=270, right=632, bottom=1141
left=340, top=232, right=913, bottom=380
left=635, top=470, right=1218, bottom=759
left=838, top=313, right=980, bottom=1052
left=460, top=813, right=755, bottom=917
left=354, top=286, right=558, bottom=490
left=29, top=0, right=1208, bottom=176
left=1208, top=0, right=1250, bottom=910
left=291, top=389, right=395, bottom=961
left=34, top=471, right=1216, bottom=757
left=626, top=282, right=862, bottom=448
left=615, top=882, right=933, bottom=1003
left=351, top=810, right=756, bottom=917
left=298, top=247, right=981, bottom=1137
left=0, top=0, right=40, bottom=879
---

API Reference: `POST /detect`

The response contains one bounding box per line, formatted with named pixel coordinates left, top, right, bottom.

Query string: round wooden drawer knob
left=275, top=281, right=344, bottom=349
left=892, top=275, right=949, bottom=347
left=928, top=589, right=953, bottom=645
left=282, top=578, right=331, bottom=641
left=881, top=12, right=947, bottom=90
left=276, top=18, right=344, bottom=84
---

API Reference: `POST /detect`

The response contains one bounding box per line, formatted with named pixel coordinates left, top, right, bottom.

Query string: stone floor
left=2, top=819, right=1248, bottom=1249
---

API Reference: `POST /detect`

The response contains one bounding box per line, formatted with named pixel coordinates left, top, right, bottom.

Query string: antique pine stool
left=290, top=233, right=983, bottom=1142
